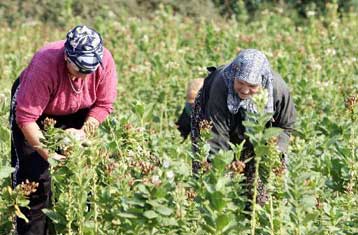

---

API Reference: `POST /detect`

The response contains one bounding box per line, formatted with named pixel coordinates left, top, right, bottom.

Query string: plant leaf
left=143, top=210, right=158, bottom=219
left=0, top=166, right=14, bottom=179
left=155, top=205, right=173, bottom=216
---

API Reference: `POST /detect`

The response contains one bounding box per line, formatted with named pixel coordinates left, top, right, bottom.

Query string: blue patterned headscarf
left=222, top=49, right=274, bottom=114
left=64, top=25, right=104, bottom=73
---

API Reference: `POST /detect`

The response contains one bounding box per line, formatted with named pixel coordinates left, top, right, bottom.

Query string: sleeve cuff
left=87, top=108, right=111, bottom=124
left=277, top=132, right=290, bottom=153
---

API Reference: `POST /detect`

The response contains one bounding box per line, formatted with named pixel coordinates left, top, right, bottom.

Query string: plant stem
left=269, top=195, right=275, bottom=235
left=251, top=157, right=260, bottom=235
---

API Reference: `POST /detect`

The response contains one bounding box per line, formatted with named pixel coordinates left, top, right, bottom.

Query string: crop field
left=0, top=3, right=358, bottom=235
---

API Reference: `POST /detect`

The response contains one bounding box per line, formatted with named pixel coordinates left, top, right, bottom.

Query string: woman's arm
left=207, top=102, right=232, bottom=155
left=20, top=122, right=50, bottom=160
left=87, top=51, right=117, bottom=123
left=272, top=76, right=297, bottom=153
left=206, top=75, right=232, bottom=155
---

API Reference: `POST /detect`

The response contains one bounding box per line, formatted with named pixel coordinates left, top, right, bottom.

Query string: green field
left=0, top=3, right=358, bottom=235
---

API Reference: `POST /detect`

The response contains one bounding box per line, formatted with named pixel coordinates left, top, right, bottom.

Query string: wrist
left=33, top=145, right=49, bottom=160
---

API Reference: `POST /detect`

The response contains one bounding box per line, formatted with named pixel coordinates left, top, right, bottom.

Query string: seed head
left=185, top=188, right=197, bottom=201
left=140, top=161, right=155, bottom=175
left=105, top=162, right=119, bottom=174
left=273, top=164, right=286, bottom=176
left=201, top=160, right=212, bottom=173
left=228, top=160, right=246, bottom=174
left=124, top=123, right=133, bottom=131
left=315, top=197, right=323, bottom=209
left=267, top=136, right=278, bottom=146
left=199, top=120, right=213, bottom=131
left=130, top=161, right=155, bottom=175
left=345, top=95, right=358, bottom=112
left=43, top=118, right=56, bottom=130
left=19, top=179, right=39, bottom=196
left=345, top=183, right=353, bottom=194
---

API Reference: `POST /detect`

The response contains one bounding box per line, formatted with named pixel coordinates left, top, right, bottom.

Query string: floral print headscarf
left=222, top=49, right=274, bottom=114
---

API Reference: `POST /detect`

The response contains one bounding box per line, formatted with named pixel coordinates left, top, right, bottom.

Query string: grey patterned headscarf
left=222, top=49, right=274, bottom=114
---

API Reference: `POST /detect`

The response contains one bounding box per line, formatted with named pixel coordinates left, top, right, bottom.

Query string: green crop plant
left=0, top=2, right=357, bottom=234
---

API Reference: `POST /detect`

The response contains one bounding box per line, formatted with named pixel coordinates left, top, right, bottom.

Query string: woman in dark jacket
left=191, top=49, right=296, bottom=205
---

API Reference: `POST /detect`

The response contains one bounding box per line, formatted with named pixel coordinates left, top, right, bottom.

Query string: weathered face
left=233, top=79, right=261, bottom=99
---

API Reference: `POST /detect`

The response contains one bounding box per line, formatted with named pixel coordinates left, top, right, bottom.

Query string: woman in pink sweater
left=9, top=25, right=117, bottom=235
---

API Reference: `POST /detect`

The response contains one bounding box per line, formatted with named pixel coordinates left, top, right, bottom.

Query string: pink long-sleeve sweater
left=15, top=40, right=117, bottom=128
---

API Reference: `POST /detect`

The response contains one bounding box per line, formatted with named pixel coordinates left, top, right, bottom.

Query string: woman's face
left=234, top=79, right=261, bottom=99
left=65, top=56, right=90, bottom=79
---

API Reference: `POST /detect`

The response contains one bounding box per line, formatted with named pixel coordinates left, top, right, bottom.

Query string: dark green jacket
left=202, top=67, right=296, bottom=154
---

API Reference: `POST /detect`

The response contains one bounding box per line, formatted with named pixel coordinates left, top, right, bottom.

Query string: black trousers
left=10, top=78, right=89, bottom=235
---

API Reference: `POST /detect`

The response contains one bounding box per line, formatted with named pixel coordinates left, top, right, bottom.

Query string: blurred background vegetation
left=1, top=0, right=357, bottom=27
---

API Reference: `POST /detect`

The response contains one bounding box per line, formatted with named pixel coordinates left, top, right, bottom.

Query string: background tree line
left=1, top=0, right=357, bottom=27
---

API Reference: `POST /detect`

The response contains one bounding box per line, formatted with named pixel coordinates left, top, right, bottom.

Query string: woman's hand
left=82, top=117, right=99, bottom=137
left=65, top=128, right=86, bottom=141
left=51, top=152, right=67, bottom=161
